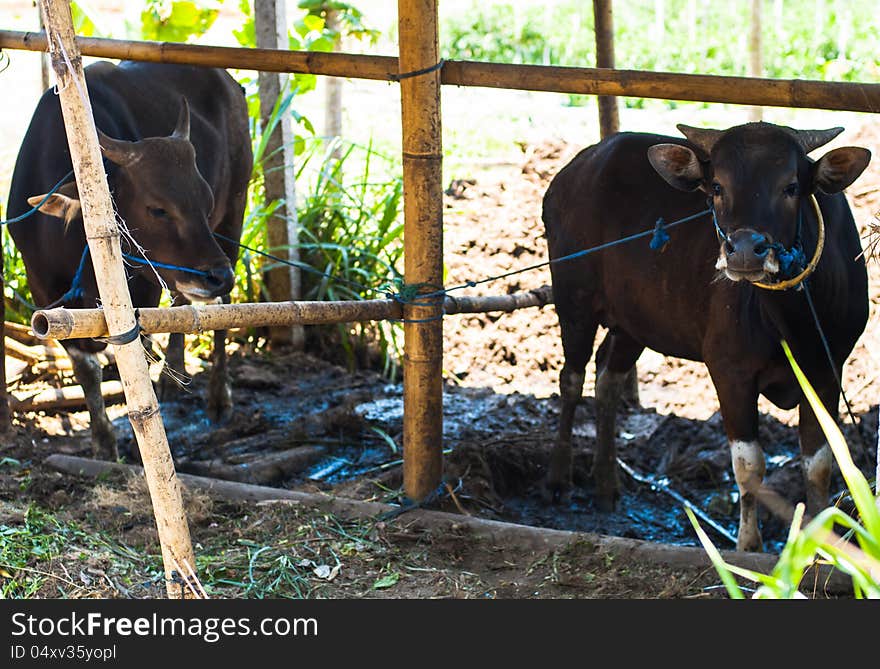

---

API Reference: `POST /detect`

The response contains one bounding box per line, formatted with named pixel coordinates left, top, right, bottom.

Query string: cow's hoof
left=736, top=534, right=764, bottom=553
left=92, top=430, right=119, bottom=462
left=541, top=477, right=573, bottom=505
left=594, top=491, right=619, bottom=513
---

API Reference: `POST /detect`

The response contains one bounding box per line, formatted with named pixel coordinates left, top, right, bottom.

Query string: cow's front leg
left=711, top=371, right=763, bottom=551
left=157, top=332, right=186, bottom=401
left=207, top=295, right=232, bottom=423
left=798, top=384, right=839, bottom=517
left=66, top=345, right=118, bottom=461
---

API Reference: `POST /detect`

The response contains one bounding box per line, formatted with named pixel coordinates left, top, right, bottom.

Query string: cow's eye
left=711, top=182, right=722, bottom=196
left=148, top=207, right=168, bottom=218
left=783, top=183, right=799, bottom=197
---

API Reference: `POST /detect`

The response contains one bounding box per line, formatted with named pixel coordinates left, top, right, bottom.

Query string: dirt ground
left=3, top=113, right=880, bottom=598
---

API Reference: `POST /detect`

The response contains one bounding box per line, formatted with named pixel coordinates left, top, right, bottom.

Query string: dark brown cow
left=542, top=122, right=870, bottom=550
left=5, top=61, right=252, bottom=461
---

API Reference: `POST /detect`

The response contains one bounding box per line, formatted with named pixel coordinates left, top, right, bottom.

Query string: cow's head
left=28, top=99, right=234, bottom=302
left=647, top=122, right=870, bottom=284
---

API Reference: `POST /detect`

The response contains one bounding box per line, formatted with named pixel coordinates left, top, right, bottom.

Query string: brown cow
left=5, top=61, right=252, bottom=461
left=542, top=122, right=870, bottom=550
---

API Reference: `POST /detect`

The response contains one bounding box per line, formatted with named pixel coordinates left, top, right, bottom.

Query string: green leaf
left=372, top=571, right=400, bottom=590
left=685, top=507, right=746, bottom=599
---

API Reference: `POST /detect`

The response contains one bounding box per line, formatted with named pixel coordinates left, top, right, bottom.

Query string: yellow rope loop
left=753, top=194, right=825, bottom=291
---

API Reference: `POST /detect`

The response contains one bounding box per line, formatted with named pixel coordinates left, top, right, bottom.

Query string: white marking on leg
left=730, top=440, right=765, bottom=551
left=802, top=443, right=832, bottom=515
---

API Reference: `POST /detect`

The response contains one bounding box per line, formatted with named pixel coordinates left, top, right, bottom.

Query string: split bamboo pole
left=31, top=287, right=554, bottom=341
left=1, top=31, right=879, bottom=113
left=398, top=0, right=444, bottom=502
left=39, top=0, right=195, bottom=600
left=255, top=0, right=302, bottom=349
left=592, top=0, right=619, bottom=137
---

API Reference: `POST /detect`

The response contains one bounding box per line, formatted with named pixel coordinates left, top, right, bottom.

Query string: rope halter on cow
left=752, top=193, right=824, bottom=291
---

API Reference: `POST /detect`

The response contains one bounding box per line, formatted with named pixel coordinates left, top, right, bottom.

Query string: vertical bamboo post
left=748, top=0, right=763, bottom=121
left=255, top=0, right=303, bottom=349
left=324, top=7, right=343, bottom=162
left=0, top=226, right=8, bottom=431
left=398, top=0, right=443, bottom=501
left=592, top=0, right=619, bottom=138
left=40, top=0, right=195, bottom=599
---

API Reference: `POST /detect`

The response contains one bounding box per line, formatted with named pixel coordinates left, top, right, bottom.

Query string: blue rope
left=121, top=252, right=210, bottom=277
left=0, top=170, right=75, bottom=226
left=43, top=244, right=91, bottom=309
left=411, top=206, right=714, bottom=302
left=37, top=204, right=715, bottom=324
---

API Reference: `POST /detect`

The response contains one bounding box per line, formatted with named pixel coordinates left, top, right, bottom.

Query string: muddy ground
left=3, top=122, right=880, bottom=599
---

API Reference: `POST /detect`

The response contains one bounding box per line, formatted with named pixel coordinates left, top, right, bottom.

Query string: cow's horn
left=676, top=124, right=723, bottom=156
left=792, top=127, right=844, bottom=153
left=172, top=97, right=190, bottom=140
left=97, top=130, right=138, bottom=166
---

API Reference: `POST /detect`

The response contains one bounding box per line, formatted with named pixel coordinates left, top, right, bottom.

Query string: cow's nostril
left=723, top=239, right=735, bottom=255
left=204, top=266, right=233, bottom=292
left=754, top=242, right=769, bottom=256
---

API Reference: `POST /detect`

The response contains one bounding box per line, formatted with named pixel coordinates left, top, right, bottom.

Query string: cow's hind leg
left=66, top=345, right=118, bottom=461
left=798, top=382, right=839, bottom=517
left=593, top=330, right=643, bottom=511
left=544, top=314, right=598, bottom=503
left=207, top=295, right=232, bottom=423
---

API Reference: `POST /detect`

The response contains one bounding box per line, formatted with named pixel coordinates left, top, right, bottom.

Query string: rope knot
left=649, top=217, right=670, bottom=250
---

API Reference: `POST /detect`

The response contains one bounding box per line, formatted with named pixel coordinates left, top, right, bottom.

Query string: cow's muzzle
left=177, top=264, right=235, bottom=301
left=715, top=228, right=779, bottom=283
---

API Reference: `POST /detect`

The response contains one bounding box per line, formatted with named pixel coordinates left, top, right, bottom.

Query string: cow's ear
left=98, top=130, right=138, bottom=166
left=27, top=182, right=81, bottom=223
left=813, top=146, right=871, bottom=194
left=172, top=97, right=190, bottom=140
left=647, top=144, right=703, bottom=192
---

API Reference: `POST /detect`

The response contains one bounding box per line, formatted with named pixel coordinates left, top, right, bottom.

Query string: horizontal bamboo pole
left=31, top=286, right=554, bottom=341
left=1, top=30, right=879, bottom=112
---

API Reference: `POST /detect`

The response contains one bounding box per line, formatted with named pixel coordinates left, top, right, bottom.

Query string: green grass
left=0, top=505, right=160, bottom=598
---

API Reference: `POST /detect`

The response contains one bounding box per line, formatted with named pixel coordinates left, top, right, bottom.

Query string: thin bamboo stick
left=1, top=30, right=879, bottom=112
left=255, top=0, right=302, bottom=349
left=593, top=0, right=619, bottom=137
left=39, top=0, right=195, bottom=600
left=0, top=235, right=8, bottom=431
left=31, top=286, right=554, bottom=341
left=398, top=0, right=444, bottom=502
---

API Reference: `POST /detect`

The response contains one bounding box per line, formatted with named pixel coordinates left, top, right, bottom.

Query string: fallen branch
left=43, top=453, right=852, bottom=592
left=176, top=445, right=326, bottom=485
left=10, top=380, right=124, bottom=412
left=4, top=321, right=42, bottom=346
left=4, top=337, right=66, bottom=364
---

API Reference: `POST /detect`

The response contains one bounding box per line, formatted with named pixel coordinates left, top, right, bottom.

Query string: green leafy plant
left=141, top=0, right=221, bottom=42
left=689, top=340, right=880, bottom=599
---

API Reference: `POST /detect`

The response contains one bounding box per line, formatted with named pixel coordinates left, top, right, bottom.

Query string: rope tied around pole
left=94, top=309, right=142, bottom=346
left=389, top=58, right=445, bottom=81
